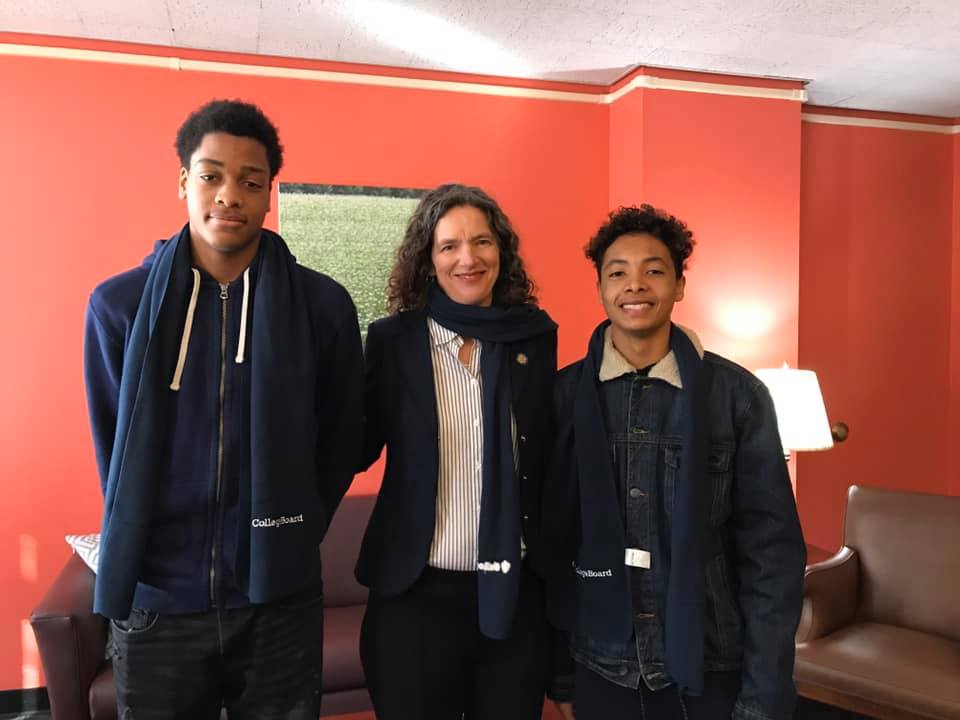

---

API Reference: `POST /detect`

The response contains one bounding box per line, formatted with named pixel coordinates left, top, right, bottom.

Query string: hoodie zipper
left=210, top=282, right=229, bottom=607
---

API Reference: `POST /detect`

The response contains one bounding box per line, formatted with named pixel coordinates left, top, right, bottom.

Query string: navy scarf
left=95, top=225, right=318, bottom=617
left=572, top=321, right=708, bottom=694
left=426, top=286, right=556, bottom=639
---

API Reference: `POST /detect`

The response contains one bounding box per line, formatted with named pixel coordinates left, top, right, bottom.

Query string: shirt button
left=629, top=488, right=646, bottom=499
left=473, top=418, right=480, bottom=427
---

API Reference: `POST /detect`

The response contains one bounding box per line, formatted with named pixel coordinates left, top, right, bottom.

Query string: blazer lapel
left=395, top=310, right=439, bottom=434
left=508, top=339, right=532, bottom=417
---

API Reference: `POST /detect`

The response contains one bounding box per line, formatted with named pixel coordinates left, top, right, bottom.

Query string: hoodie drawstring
left=170, top=268, right=201, bottom=391
left=170, top=266, right=251, bottom=390
left=235, top=267, right=250, bottom=364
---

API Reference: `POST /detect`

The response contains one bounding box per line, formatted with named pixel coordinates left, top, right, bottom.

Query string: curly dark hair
left=585, top=204, right=695, bottom=280
left=387, top=184, right=537, bottom=313
left=175, top=99, right=284, bottom=181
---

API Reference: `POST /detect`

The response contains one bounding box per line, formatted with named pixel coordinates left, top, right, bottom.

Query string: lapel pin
left=515, top=352, right=528, bottom=366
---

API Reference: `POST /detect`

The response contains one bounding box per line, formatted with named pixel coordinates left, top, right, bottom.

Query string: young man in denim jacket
left=544, top=205, right=806, bottom=720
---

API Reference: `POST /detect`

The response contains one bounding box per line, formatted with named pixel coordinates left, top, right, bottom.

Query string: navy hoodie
left=84, top=232, right=363, bottom=617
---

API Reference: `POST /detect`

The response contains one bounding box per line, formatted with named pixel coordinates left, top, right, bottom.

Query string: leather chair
left=30, top=493, right=375, bottom=720
left=795, top=485, right=960, bottom=719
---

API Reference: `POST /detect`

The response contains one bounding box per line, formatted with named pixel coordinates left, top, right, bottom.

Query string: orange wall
left=636, top=90, right=802, bottom=371
left=608, top=86, right=644, bottom=211
left=798, top=121, right=955, bottom=550
left=952, top=133, right=960, bottom=498
left=0, top=47, right=608, bottom=690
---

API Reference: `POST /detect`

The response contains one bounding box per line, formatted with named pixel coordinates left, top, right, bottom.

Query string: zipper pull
left=219, top=283, right=229, bottom=300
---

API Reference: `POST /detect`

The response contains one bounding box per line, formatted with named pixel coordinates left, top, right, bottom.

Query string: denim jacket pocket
left=662, top=445, right=680, bottom=516
left=704, top=553, right=743, bottom=663
left=663, top=444, right=732, bottom=527
left=707, top=446, right=734, bottom=528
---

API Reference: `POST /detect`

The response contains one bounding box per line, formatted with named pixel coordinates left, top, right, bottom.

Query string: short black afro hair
left=175, top=99, right=283, bottom=180
left=585, top=204, right=695, bottom=280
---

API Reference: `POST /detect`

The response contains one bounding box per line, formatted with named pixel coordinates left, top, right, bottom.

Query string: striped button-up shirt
left=426, top=318, right=518, bottom=571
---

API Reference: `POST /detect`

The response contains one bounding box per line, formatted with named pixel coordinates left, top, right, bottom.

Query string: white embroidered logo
left=573, top=561, right=613, bottom=579
left=251, top=514, right=304, bottom=529
left=478, top=560, right=512, bottom=574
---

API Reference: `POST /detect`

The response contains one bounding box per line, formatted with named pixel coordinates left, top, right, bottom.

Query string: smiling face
left=598, top=232, right=685, bottom=346
left=178, top=132, right=271, bottom=264
left=430, top=204, right=501, bottom=307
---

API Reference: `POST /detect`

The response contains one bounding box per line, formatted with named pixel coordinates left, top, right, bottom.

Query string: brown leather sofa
left=795, top=485, right=960, bottom=719
left=30, top=493, right=375, bottom=720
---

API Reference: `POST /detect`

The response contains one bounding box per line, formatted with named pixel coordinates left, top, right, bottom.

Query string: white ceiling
left=4, top=0, right=960, bottom=117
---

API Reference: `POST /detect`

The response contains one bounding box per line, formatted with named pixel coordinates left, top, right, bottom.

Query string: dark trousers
left=360, top=563, right=550, bottom=720
left=574, top=662, right=740, bottom=720
left=109, top=590, right=323, bottom=720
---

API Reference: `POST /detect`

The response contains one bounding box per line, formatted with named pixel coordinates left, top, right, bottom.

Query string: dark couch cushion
left=321, top=688, right=374, bottom=717
left=322, top=604, right=366, bottom=692
left=321, top=495, right=375, bottom=608
left=89, top=665, right=116, bottom=720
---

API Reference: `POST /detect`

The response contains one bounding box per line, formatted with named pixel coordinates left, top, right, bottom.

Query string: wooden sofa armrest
left=30, top=552, right=108, bottom=720
left=795, top=546, right=860, bottom=645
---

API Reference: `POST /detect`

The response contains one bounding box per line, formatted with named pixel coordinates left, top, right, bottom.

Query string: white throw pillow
left=65, top=533, right=100, bottom=573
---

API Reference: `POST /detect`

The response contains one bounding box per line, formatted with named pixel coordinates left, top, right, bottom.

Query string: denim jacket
left=549, top=331, right=806, bottom=720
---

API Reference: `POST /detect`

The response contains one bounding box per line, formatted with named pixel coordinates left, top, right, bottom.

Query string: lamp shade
left=754, top=364, right=834, bottom=453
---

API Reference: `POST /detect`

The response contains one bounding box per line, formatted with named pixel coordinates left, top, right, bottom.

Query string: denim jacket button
left=629, top=487, right=646, bottom=499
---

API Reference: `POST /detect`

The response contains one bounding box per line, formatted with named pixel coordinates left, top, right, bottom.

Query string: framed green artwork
left=279, top=184, right=424, bottom=339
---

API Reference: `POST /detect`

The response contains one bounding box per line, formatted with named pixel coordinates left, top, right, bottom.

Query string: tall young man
left=545, top=205, right=805, bottom=720
left=84, top=99, right=363, bottom=718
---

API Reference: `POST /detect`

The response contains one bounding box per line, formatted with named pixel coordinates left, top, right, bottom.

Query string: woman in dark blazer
left=356, top=184, right=572, bottom=720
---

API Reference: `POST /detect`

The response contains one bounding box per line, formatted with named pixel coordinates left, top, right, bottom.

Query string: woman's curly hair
left=585, top=204, right=695, bottom=280
left=387, top=184, right=537, bottom=313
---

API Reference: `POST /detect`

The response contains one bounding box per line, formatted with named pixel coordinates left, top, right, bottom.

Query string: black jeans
left=109, top=590, right=323, bottom=720
left=574, top=662, right=740, bottom=720
left=360, top=563, right=550, bottom=720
